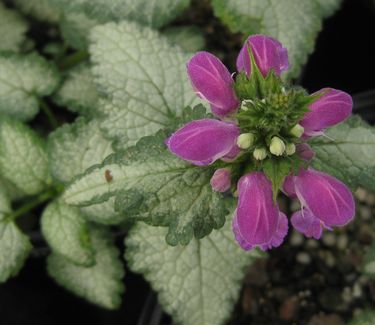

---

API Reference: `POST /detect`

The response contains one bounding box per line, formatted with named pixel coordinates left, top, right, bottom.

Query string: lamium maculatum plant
left=1, top=1, right=375, bottom=324
left=166, top=35, right=355, bottom=250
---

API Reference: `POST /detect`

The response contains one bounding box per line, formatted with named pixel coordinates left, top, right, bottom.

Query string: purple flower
left=221, top=144, right=241, bottom=162
left=296, top=143, right=315, bottom=161
left=236, top=35, right=289, bottom=77
left=232, top=172, right=288, bottom=251
left=210, top=168, right=231, bottom=192
left=187, top=51, right=240, bottom=117
left=300, top=88, right=352, bottom=137
left=260, top=212, right=289, bottom=251
left=284, top=168, right=355, bottom=238
left=166, top=119, right=240, bottom=166
left=166, top=33, right=355, bottom=251
left=282, top=175, right=296, bottom=198
left=291, top=209, right=323, bottom=240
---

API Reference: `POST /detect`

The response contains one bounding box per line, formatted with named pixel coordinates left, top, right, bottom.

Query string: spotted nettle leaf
left=163, top=26, right=205, bottom=53
left=45, top=117, right=124, bottom=304
left=59, top=10, right=201, bottom=51
left=48, top=118, right=124, bottom=225
left=59, top=12, right=100, bottom=50
left=89, top=21, right=201, bottom=147
left=80, top=198, right=124, bottom=226
left=126, top=210, right=263, bottom=325
left=171, top=104, right=212, bottom=129
left=0, top=176, right=25, bottom=201
left=0, top=52, right=60, bottom=121
left=11, top=0, right=62, bottom=23
left=84, top=106, right=208, bottom=226
left=310, top=116, right=375, bottom=192
left=53, top=64, right=100, bottom=117
left=63, top=126, right=229, bottom=246
left=211, top=0, right=342, bottom=78
left=47, top=225, right=124, bottom=310
left=46, top=0, right=191, bottom=28
left=0, top=2, right=28, bottom=52
left=41, top=200, right=95, bottom=267
left=0, top=116, right=50, bottom=196
left=0, top=188, right=32, bottom=283
left=48, top=118, right=113, bottom=184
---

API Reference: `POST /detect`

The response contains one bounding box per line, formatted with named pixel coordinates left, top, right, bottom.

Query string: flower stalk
left=5, top=188, right=60, bottom=221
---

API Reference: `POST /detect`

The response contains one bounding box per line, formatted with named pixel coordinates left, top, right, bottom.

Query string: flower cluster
left=166, top=35, right=355, bottom=251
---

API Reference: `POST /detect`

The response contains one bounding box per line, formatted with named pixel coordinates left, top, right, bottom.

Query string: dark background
left=1, top=0, right=374, bottom=324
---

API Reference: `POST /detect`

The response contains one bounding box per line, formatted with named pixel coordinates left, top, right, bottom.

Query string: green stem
left=8, top=189, right=57, bottom=220
left=39, top=99, right=59, bottom=129
left=58, top=50, right=89, bottom=70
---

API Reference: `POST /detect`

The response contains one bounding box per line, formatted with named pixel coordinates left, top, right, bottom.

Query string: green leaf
left=63, top=130, right=228, bottom=245
left=90, top=21, right=200, bottom=146
left=126, top=214, right=262, bottom=325
left=0, top=188, right=10, bottom=212
left=174, top=104, right=212, bottom=126
left=0, top=176, right=26, bottom=201
left=0, top=3, right=28, bottom=52
left=163, top=26, right=205, bottom=53
left=0, top=117, right=50, bottom=195
left=54, top=64, right=100, bottom=116
left=310, top=116, right=375, bottom=191
left=41, top=200, right=95, bottom=266
left=60, top=13, right=99, bottom=50
left=48, top=0, right=190, bottom=28
left=48, top=118, right=113, bottom=184
left=11, top=0, right=62, bottom=23
left=0, top=53, right=60, bottom=121
left=48, top=118, right=126, bottom=225
left=47, top=225, right=124, bottom=309
left=263, top=158, right=293, bottom=202
left=0, top=189, right=32, bottom=283
left=315, top=0, right=343, bottom=16
left=349, top=310, right=375, bottom=325
left=211, top=0, right=342, bottom=78
left=80, top=198, right=125, bottom=226
left=0, top=221, right=32, bottom=283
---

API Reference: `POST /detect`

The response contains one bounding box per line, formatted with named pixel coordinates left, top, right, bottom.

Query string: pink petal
left=300, top=88, right=352, bottom=137
left=260, top=212, right=289, bottom=251
left=210, top=168, right=231, bottom=192
left=166, top=119, right=240, bottom=166
left=282, top=175, right=297, bottom=198
left=234, top=172, right=279, bottom=247
left=236, top=34, right=289, bottom=77
left=294, top=168, right=355, bottom=227
left=296, top=143, right=315, bottom=161
left=232, top=213, right=253, bottom=251
left=221, top=144, right=241, bottom=162
left=291, top=209, right=323, bottom=239
left=187, top=52, right=240, bottom=117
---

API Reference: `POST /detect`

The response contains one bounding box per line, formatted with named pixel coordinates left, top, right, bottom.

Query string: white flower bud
left=269, top=137, right=285, bottom=156
left=285, top=143, right=296, bottom=156
left=253, top=148, right=267, bottom=161
left=236, top=133, right=254, bottom=149
left=289, top=124, right=304, bottom=138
